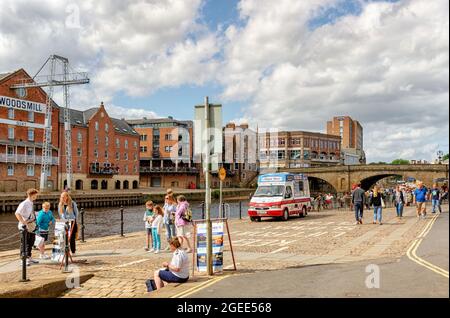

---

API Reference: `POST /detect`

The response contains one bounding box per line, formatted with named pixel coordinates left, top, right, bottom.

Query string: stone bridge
left=281, top=164, right=449, bottom=193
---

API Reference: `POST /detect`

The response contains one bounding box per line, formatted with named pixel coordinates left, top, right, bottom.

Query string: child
left=36, top=202, right=55, bottom=259
left=151, top=206, right=164, bottom=254
left=143, top=201, right=154, bottom=251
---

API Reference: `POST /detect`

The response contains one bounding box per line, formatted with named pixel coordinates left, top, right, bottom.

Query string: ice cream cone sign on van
left=248, top=173, right=311, bottom=222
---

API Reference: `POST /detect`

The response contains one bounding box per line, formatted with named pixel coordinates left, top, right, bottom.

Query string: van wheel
left=300, top=206, right=307, bottom=218
left=282, top=209, right=289, bottom=221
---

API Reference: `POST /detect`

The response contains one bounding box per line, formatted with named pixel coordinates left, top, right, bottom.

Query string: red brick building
left=59, top=102, right=140, bottom=191
left=0, top=69, right=140, bottom=192
left=0, top=69, right=60, bottom=192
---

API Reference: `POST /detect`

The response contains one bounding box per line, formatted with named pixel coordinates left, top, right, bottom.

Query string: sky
left=0, top=0, right=448, bottom=163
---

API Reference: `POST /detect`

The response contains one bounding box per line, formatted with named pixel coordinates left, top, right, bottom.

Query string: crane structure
left=11, top=55, right=89, bottom=192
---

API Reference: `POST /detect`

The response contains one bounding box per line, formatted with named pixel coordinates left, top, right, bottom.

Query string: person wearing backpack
left=175, top=195, right=192, bottom=253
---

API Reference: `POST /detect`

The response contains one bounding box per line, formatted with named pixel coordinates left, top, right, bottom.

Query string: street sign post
left=193, top=98, right=223, bottom=276
left=219, top=167, right=226, bottom=218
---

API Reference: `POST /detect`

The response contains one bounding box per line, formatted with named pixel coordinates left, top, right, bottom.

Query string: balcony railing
left=0, top=154, right=59, bottom=165
left=140, top=167, right=199, bottom=174
left=89, top=164, right=120, bottom=175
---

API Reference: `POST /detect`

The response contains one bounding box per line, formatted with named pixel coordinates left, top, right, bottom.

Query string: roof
left=126, top=117, right=193, bottom=127
left=0, top=72, right=13, bottom=81
left=58, top=107, right=138, bottom=135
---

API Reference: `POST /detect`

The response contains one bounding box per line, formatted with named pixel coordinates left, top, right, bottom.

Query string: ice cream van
left=248, top=173, right=311, bottom=222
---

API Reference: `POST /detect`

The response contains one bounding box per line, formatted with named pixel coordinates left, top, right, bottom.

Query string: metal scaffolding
left=11, top=55, right=89, bottom=191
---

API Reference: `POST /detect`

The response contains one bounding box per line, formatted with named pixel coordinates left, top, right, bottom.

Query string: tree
left=443, top=153, right=449, bottom=161
left=391, top=159, right=410, bottom=165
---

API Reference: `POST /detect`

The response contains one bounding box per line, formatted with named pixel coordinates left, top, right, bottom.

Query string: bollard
left=201, top=202, right=205, bottom=220
left=19, top=225, right=29, bottom=282
left=120, top=206, right=124, bottom=237
left=239, top=201, right=242, bottom=220
left=62, top=221, right=71, bottom=273
left=80, top=208, right=85, bottom=243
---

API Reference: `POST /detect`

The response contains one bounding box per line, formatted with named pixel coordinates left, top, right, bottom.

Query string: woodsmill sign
left=0, top=95, right=46, bottom=113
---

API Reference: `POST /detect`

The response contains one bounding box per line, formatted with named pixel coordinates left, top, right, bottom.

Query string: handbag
left=145, top=279, right=157, bottom=292
left=26, top=213, right=37, bottom=233
left=381, top=197, right=386, bottom=209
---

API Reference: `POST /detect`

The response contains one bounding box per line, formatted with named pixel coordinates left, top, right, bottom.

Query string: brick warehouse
left=0, top=69, right=139, bottom=192
left=0, top=69, right=60, bottom=192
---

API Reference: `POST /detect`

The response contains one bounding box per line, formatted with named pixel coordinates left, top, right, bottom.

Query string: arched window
left=101, top=180, right=108, bottom=190
left=91, top=180, right=98, bottom=190
left=132, top=180, right=139, bottom=189
left=75, top=180, right=83, bottom=190
left=123, top=180, right=129, bottom=189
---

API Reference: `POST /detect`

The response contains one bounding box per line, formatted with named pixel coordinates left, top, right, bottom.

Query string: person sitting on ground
left=153, top=237, right=190, bottom=291
left=36, top=202, right=55, bottom=259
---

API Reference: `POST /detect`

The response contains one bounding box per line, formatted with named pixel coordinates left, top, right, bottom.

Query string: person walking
left=393, top=186, right=406, bottom=218
left=175, top=195, right=192, bottom=253
left=430, top=184, right=442, bottom=214
left=143, top=201, right=154, bottom=251
left=413, top=181, right=428, bottom=219
left=15, top=189, right=39, bottom=266
left=369, top=185, right=385, bottom=225
left=58, top=192, right=79, bottom=254
left=352, top=183, right=366, bottom=225
left=163, top=194, right=177, bottom=251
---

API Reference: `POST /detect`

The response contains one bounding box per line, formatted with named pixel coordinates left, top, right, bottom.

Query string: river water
left=0, top=200, right=249, bottom=252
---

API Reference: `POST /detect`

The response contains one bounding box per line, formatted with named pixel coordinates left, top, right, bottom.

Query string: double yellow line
left=170, top=275, right=229, bottom=298
left=406, top=213, right=449, bottom=278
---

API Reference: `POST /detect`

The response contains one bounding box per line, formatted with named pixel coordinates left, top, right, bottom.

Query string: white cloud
left=220, top=0, right=449, bottom=162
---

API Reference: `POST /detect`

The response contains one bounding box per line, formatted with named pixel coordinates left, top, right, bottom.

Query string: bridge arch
left=359, top=173, right=404, bottom=191
left=308, top=176, right=339, bottom=195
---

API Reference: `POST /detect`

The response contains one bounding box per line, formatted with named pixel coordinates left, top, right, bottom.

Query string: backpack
left=182, top=207, right=193, bottom=222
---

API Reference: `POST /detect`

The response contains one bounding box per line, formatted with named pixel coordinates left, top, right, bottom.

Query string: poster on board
left=51, top=221, right=66, bottom=263
left=196, top=221, right=224, bottom=272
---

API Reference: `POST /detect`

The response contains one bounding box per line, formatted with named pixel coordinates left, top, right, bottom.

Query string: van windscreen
left=254, top=185, right=284, bottom=197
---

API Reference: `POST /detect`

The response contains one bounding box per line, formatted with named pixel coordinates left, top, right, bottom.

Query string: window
left=105, top=136, right=109, bottom=146
left=28, top=111, right=34, bottom=122
left=140, top=146, right=147, bottom=153
left=285, top=186, right=293, bottom=199
left=134, top=153, right=138, bottom=160
left=7, top=146, right=14, bottom=155
left=165, top=134, right=172, bottom=141
left=77, top=132, right=82, bottom=143
left=165, top=146, right=172, bottom=153
left=46, top=166, right=52, bottom=176
left=134, top=165, right=138, bottom=173
left=94, top=149, right=98, bottom=158
left=77, top=161, right=82, bottom=171
left=234, top=162, right=239, bottom=170
left=7, top=164, right=14, bottom=176
left=133, top=141, right=138, bottom=149
left=105, top=123, right=109, bottom=132
left=27, top=165, right=34, bottom=177
left=105, top=151, right=108, bottom=159
left=95, top=121, right=99, bottom=131
left=116, top=152, right=120, bottom=160
left=124, top=140, right=128, bottom=149
left=124, top=165, right=129, bottom=173
left=140, top=135, right=147, bottom=141
left=7, top=108, right=14, bottom=119
left=124, top=153, right=128, bottom=160
left=28, top=129, right=34, bottom=141
left=8, top=127, right=14, bottom=139
left=27, top=148, right=34, bottom=157
left=116, top=138, right=120, bottom=148
left=77, top=148, right=82, bottom=156
left=94, top=136, right=99, bottom=145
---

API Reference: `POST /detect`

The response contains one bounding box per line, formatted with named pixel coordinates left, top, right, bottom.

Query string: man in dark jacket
left=352, top=183, right=366, bottom=224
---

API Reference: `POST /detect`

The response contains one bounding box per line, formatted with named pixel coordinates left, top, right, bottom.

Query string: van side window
left=296, top=181, right=305, bottom=197
left=285, top=186, right=293, bottom=199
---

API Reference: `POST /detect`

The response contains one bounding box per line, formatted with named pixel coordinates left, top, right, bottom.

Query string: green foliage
left=211, top=189, right=220, bottom=200
left=443, top=153, right=449, bottom=161
left=391, top=159, right=410, bottom=165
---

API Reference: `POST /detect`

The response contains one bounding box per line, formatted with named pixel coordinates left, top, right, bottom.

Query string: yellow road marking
left=406, top=213, right=449, bottom=278
left=170, top=275, right=229, bottom=298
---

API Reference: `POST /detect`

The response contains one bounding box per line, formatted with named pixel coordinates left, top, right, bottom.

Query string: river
left=0, top=200, right=249, bottom=252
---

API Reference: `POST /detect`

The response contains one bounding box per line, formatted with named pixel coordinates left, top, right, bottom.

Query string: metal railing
left=0, top=154, right=59, bottom=165
left=140, top=167, right=199, bottom=173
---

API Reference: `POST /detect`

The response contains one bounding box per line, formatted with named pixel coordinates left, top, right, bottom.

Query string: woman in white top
left=153, top=237, right=189, bottom=290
